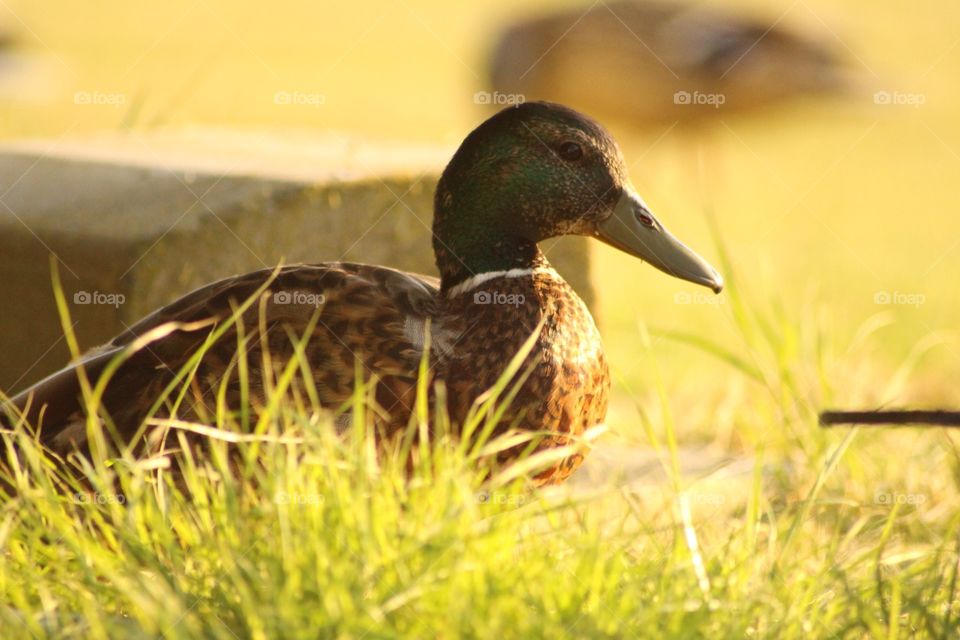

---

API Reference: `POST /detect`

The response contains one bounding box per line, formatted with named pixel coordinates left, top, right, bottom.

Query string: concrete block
left=0, top=129, right=594, bottom=393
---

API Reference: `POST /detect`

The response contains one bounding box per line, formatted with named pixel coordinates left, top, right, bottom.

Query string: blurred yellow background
left=2, top=0, right=959, bottom=439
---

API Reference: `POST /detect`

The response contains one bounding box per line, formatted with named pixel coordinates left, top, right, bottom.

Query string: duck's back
left=7, top=263, right=439, bottom=456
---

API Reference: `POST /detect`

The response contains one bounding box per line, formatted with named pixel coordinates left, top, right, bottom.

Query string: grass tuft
left=1, top=257, right=958, bottom=638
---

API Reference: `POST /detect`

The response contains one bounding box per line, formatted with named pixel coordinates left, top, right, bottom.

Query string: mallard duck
left=3, top=102, right=722, bottom=485
left=489, top=1, right=847, bottom=126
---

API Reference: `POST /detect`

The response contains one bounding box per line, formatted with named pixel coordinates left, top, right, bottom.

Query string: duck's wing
left=3, top=263, right=440, bottom=454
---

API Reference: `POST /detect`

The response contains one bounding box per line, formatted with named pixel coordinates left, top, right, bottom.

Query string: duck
left=489, top=1, right=849, bottom=127
left=2, top=102, right=722, bottom=485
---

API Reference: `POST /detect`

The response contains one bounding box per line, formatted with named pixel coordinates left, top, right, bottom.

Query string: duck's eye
left=636, top=211, right=655, bottom=227
left=558, top=141, right=583, bottom=162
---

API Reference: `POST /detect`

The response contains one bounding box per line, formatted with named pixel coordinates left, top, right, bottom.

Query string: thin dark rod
left=820, top=410, right=960, bottom=427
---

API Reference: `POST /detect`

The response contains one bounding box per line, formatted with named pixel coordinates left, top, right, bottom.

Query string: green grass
left=2, top=253, right=959, bottom=639
left=2, top=1, right=960, bottom=635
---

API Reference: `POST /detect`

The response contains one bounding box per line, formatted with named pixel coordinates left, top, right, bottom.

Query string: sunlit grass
left=3, top=252, right=959, bottom=639
left=2, top=1, right=960, bottom=635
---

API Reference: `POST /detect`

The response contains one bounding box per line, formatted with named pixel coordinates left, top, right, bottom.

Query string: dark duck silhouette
left=489, top=1, right=849, bottom=127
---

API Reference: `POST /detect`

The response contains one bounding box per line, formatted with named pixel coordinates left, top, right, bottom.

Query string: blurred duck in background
left=489, top=0, right=851, bottom=127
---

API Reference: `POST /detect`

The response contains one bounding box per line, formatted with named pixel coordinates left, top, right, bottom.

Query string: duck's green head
left=433, top=101, right=723, bottom=293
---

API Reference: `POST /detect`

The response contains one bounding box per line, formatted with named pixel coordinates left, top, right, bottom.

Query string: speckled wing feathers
left=7, top=261, right=609, bottom=485
left=8, top=263, right=439, bottom=456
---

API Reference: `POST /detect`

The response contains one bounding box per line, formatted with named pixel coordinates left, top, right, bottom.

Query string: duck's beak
left=594, top=184, right=724, bottom=293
